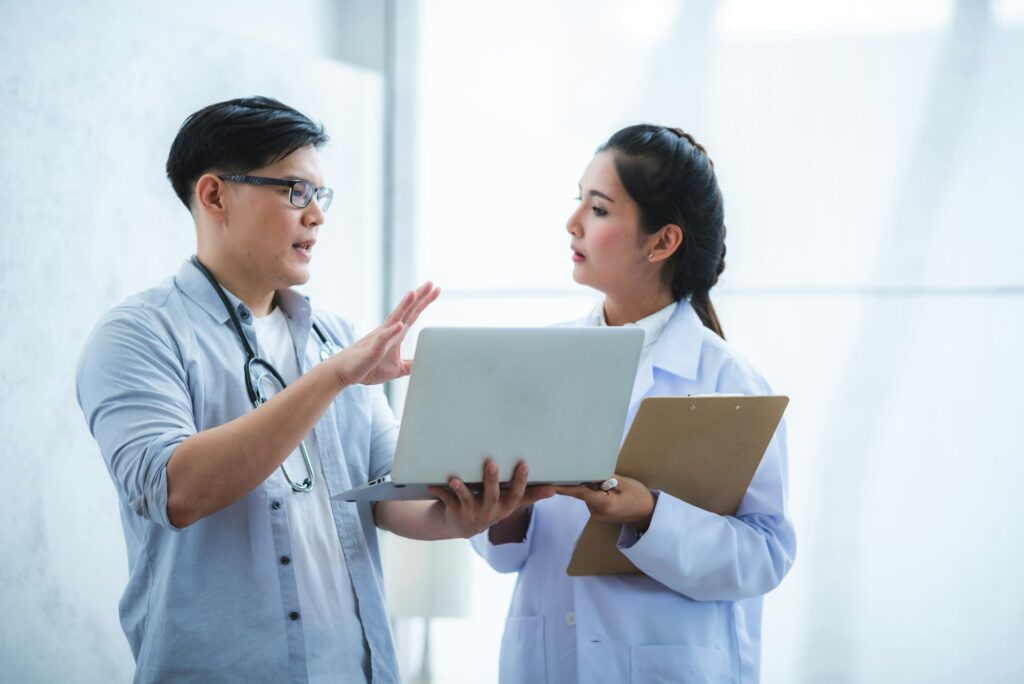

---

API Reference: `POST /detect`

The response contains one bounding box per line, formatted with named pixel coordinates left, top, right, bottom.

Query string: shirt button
left=280, top=556, right=291, bottom=565
left=271, top=500, right=281, bottom=510
left=238, top=306, right=250, bottom=320
left=565, top=611, right=576, bottom=626
left=289, top=611, right=300, bottom=621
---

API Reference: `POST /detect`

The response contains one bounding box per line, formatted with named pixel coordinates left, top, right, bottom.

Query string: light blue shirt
left=76, top=259, right=400, bottom=683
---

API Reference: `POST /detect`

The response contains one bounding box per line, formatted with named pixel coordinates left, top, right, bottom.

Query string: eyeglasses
left=219, top=175, right=334, bottom=212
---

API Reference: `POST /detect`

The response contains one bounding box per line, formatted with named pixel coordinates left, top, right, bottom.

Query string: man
left=76, top=96, right=552, bottom=683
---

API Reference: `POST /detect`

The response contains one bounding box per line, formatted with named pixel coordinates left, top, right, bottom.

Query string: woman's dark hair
left=598, top=124, right=727, bottom=339
left=166, top=96, right=329, bottom=210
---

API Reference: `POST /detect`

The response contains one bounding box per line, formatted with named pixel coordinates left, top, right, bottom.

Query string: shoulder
left=77, top=274, right=193, bottom=376
left=82, top=278, right=183, bottom=354
left=697, top=329, right=773, bottom=395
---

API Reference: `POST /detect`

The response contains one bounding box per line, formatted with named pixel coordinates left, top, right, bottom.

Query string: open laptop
left=338, top=326, right=643, bottom=502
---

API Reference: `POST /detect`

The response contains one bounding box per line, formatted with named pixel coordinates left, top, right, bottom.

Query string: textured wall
left=0, top=2, right=383, bottom=680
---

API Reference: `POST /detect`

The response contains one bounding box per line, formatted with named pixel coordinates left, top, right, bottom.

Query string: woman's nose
left=566, top=207, right=582, bottom=236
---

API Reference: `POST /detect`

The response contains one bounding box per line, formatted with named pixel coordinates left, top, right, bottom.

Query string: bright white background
left=2, top=1, right=1022, bottom=683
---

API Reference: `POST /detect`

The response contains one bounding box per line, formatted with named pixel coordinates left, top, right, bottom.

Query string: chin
left=282, top=263, right=311, bottom=287
left=571, top=264, right=593, bottom=288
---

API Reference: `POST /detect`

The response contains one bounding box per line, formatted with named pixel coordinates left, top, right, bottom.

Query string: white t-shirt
left=253, top=305, right=370, bottom=684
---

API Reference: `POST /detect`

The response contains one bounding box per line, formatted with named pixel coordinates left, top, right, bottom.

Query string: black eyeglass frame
left=218, top=174, right=334, bottom=212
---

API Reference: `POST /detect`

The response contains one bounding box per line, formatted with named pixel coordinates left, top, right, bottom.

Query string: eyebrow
left=577, top=184, right=616, bottom=203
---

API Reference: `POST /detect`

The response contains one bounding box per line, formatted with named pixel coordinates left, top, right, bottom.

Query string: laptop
left=338, top=326, right=643, bottom=502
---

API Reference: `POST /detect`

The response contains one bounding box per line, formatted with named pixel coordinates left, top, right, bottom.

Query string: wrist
left=326, top=354, right=354, bottom=391
left=628, top=491, right=657, bottom=532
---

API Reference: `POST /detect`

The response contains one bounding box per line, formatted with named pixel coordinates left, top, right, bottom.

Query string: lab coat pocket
left=499, top=615, right=546, bottom=684
left=629, top=644, right=735, bottom=684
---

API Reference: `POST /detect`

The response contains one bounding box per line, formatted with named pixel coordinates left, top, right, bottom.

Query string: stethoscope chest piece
left=191, top=255, right=330, bottom=494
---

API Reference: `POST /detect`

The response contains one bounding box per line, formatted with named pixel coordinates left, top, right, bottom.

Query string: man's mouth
left=293, top=239, right=315, bottom=255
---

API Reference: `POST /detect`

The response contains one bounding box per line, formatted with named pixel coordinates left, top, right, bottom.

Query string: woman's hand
left=329, top=282, right=441, bottom=388
left=428, top=460, right=556, bottom=539
left=556, top=474, right=656, bottom=530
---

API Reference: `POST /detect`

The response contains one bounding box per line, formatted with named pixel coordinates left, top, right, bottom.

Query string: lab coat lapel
left=627, top=300, right=704, bottom=413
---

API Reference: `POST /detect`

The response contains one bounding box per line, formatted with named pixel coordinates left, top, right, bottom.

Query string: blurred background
left=1, top=0, right=1022, bottom=682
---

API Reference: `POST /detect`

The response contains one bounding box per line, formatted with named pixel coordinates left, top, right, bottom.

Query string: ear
left=647, top=223, right=683, bottom=263
left=194, top=174, right=228, bottom=219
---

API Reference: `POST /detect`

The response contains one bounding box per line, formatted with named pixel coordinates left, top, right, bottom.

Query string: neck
left=602, top=286, right=675, bottom=327
left=195, top=252, right=276, bottom=317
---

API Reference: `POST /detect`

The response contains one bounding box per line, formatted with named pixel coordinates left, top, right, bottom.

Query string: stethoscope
left=191, top=255, right=341, bottom=492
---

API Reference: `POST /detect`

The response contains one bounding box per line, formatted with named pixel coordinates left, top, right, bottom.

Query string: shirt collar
left=593, top=300, right=677, bottom=352
left=590, top=298, right=704, bottom=381
left=174, top=258, right=312, bottom=326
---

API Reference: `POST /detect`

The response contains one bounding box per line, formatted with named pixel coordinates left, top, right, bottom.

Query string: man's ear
left=648, top=223, right=684, bottom=262
left=194, top=174, right=227, bottom=217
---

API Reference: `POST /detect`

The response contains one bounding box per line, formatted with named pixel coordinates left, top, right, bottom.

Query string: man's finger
left=428, top=485, right=459, bottom=511
left=373, top=322, right=405, bottom=353
left=449, top=478, right=475, bottom=508
left=504, top=461, right=529, bottom=505
left=383, top=290, right=416, bottom=327
left=481, top=459, right=500, bottom=510
left=405, top=284, right=440, bottom=326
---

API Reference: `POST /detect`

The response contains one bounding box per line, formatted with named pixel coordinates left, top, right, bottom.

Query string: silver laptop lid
left=392, top=327, right=643, bottom=484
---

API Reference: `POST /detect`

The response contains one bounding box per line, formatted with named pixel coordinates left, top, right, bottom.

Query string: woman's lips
left=572, top=250, right=585, bottom=263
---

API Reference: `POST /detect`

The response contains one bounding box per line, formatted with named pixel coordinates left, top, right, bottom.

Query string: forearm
left=166, top=362, right=344, bottom=527
left=374, top=500, right=455, bottom=540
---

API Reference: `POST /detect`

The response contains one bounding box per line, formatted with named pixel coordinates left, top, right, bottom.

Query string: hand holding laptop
left=428, top=459, right=555, bottom=538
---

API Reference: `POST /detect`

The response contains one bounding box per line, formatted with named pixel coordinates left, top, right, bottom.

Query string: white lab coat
left=472, top=300, right=796, bottom=684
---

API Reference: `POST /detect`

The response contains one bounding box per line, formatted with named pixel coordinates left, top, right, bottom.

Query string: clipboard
left=566, top=395, right=789, bottom=576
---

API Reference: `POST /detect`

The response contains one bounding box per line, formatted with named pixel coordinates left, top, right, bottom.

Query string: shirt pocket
left=629, top=644, right=735, bottom=684
left=499, top=614, right=547, bottom=684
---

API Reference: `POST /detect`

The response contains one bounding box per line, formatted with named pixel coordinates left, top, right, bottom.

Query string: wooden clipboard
left=566, top=395, right=789, bottom=576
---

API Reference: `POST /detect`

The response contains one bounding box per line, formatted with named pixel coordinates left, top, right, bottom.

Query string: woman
left=471, top=125, right=796, bottom=684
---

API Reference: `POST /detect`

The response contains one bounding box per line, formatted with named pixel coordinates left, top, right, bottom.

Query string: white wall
left=0, top=2, right=384, bottom=680
left=394, top=1, right=1024, bottom=682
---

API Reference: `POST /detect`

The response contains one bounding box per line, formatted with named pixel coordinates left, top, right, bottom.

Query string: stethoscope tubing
left=190, top=255, right=327, bottom=492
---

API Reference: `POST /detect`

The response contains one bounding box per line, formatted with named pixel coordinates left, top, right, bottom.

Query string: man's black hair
left=165, top=96, right=329, bottom=210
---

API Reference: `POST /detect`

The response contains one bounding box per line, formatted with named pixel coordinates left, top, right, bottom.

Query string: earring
left=648, top=253, right=654, bottom=260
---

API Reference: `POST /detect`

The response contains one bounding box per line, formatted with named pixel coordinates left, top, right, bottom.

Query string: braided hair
left=597, top=124, right=727, bottom=339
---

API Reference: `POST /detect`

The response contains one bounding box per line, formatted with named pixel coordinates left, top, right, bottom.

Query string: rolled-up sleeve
left=470, top=505, right=539, bottom=573
left=76, top=309, right=196, bottom=531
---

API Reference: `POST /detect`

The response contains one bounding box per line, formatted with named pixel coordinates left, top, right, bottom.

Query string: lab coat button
left=565, top=611, right=576, bottom=626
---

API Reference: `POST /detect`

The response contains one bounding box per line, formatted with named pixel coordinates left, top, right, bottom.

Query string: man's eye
left=573, top=195, right=582, bottom=202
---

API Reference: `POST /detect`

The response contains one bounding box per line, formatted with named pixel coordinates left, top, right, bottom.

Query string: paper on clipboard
left=566, top=395, right=789, bottom=576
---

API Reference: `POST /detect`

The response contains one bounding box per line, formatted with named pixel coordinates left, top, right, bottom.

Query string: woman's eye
left=592, top=206, right=608, bottom=217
